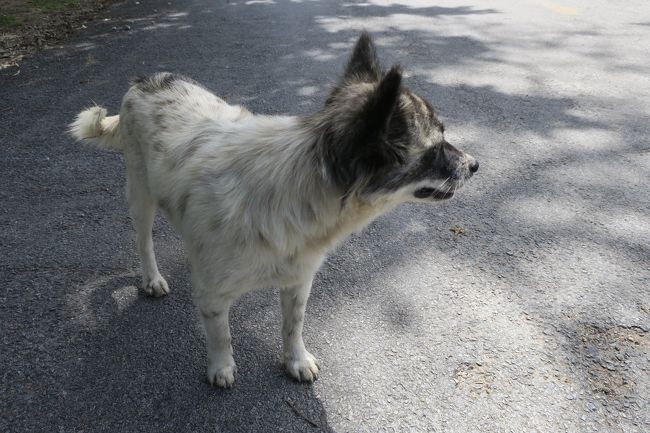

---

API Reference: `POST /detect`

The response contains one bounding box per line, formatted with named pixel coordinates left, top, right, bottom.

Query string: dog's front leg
left=198, top=299, right=237, bottom=388
left=281, top=280, right=320, bottom=382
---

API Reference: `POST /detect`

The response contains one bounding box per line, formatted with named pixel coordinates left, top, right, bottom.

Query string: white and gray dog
left=70, top=32, right=478, bottom=387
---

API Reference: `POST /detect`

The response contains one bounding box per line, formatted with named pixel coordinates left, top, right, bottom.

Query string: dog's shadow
left=62, top=267, right=336, bottom=432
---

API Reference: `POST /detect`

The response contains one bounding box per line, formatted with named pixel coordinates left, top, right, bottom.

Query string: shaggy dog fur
left=70, top=32, right=478, bottom=387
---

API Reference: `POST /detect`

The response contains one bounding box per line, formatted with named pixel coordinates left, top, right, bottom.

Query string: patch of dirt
left=0, top=0, right=111, bottom=69
left=453, top=360, right=495, bottom=395
left=572, top=323, right=648, bottom=399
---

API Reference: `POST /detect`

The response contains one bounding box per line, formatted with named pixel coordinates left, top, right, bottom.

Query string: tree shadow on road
left=52, top=268, right=337, bottom=432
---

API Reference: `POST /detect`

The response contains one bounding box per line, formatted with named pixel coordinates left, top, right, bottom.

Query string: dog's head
left=315, top=32, right=478, bottom=203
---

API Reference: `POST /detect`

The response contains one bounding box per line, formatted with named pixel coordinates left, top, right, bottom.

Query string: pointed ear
left=344, top=31, right=382, bottom=80
left=360, top=66, right=402, bottom=133
left=348, top=65, right=404, bottom=165
left=321, top=66, right=404, bottom=191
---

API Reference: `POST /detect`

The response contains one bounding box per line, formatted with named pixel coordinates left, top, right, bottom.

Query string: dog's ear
left=357, top=66, right=402, bottom=141
left=344, top=31, right=382, bottom=81
left=326, top=66, right=404, bottom=190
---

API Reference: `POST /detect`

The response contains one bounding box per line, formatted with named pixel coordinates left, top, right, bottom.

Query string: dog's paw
left=207, top=362, right=237, bottom=388
left=144, top=275, right=169, bottom=297
left=285, top=351, right=320, bottom=382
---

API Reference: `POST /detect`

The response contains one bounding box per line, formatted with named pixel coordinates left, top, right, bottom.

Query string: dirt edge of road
left=0, top=0, right=113, bottom=70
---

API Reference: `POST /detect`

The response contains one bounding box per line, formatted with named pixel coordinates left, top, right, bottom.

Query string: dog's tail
left=69, top=106, right=123, bottom=150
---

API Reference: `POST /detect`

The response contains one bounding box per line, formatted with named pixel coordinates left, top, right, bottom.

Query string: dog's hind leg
left=126, top=159, right=169, bottom=297
left=281, top=280, right=320, bottom=382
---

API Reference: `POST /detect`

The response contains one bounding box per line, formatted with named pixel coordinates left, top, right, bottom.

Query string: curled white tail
left=69, top=106, right=123, bottom=150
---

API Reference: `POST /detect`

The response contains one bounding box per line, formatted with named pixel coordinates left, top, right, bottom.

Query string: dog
left=70, top=32, right=478, bottom=387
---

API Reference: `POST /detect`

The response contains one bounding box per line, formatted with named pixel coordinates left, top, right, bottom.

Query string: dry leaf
left=450, top=226, right=467, bottom=235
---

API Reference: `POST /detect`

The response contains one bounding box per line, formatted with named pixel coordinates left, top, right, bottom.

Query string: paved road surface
left=2, top=0, right=649, bottom=432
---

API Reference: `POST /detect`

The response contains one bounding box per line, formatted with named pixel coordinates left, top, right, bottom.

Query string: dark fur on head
left=310, top=32, right=472, bottom=199
left=312, top=32, right=409, bottom=192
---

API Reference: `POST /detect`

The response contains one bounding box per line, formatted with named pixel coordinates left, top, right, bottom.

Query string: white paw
left=207, top=361, right=237, bottom=388
left=285, top=351, right=320, bottom=382
left=144, top=275, right=169, bottom=297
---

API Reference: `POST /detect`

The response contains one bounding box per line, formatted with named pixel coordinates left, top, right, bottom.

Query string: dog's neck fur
left=238, top=114, right=399, bottom=257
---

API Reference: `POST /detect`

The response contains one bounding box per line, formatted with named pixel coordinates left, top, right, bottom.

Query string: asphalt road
left=1, top=0, right=649, bottom=432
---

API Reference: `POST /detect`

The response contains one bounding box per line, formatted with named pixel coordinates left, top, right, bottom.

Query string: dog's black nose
left=469, top=160, right=479, bottom=173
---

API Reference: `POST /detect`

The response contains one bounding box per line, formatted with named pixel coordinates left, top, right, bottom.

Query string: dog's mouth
left=413, top=187, right=455, bottom=200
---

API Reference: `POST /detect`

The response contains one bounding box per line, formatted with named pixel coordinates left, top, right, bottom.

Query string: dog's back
left=70, top=72, right=249, bottom=155
left=71, top=73, right=255, bottom=227
left=71, top=73, right=343, bottom=265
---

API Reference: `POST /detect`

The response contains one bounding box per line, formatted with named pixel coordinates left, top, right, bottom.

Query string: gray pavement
left=1, top=0, right=649, bottom=432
